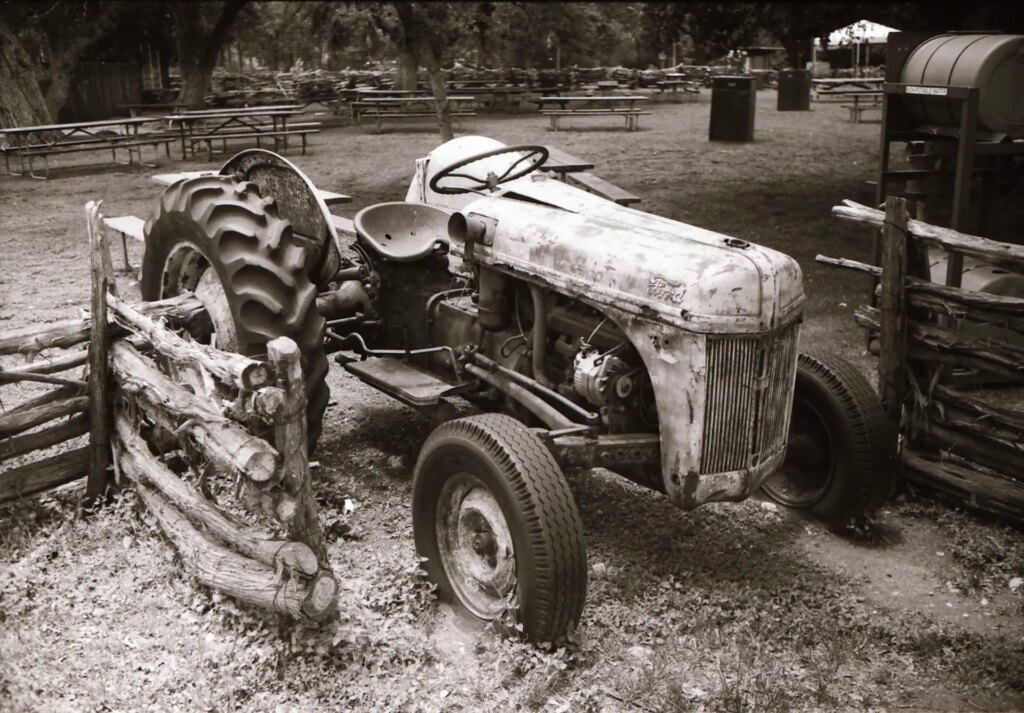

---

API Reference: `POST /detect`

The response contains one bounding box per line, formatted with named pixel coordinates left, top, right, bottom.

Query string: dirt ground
left=1, top=90, right=1022, bottom=712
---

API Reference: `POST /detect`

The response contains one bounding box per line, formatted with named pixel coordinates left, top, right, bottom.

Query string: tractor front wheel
left=761, top=351, right=898, bottom=532
left=412, top=414, right=587, bottom=643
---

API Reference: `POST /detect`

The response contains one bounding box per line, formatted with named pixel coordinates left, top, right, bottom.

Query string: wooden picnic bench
left=540, top=145, right=641, bottom=206
left=164, top=105, right=310, bottom=159
left=116, top=102, right=201, bottom=117
left=842, top=103, right=882, bottom=123
left=566, top=172, right=641, bottom=205
left=832, top=91, right=883, bottom=122
left=812, top=78, right=883, bottom=102
left=187, top=122, right=321, bottom=159
left=536, top=95, right=651, bottom=131
left=353, top=95, right=476, bottom=133
left=0, top=117, right=171, bottom=179
left=654, top=80, right=701, bottom=101
left=539, top=145, right=595, bottom=176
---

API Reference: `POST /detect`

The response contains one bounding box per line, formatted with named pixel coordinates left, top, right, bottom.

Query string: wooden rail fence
left=819, top=197, right=1024, bottom=524
left=0, top=203, right=337, bottom=622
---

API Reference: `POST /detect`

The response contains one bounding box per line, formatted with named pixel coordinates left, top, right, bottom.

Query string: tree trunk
left=0, top=22, right=53, bottom=130
left=395, top=41, right=419, bottom=90
left=43, top=50, right=80, bottom=120
left=423, top=44, right=453, bottom=142
left=173, top=1, right=248, bottom=108
left=178, top=59, right=214, bottom=107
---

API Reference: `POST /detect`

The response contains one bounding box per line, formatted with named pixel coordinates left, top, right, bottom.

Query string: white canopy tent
left=827, top=20, right=899, bottom=48
left=811, top=19, right=899, bottom=76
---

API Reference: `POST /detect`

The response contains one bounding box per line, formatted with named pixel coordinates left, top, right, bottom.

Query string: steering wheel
left=429, top=144, right=550, bottom=195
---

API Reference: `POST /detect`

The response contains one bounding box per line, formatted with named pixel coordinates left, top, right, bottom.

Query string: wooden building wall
left=58, top=62, right=143, bottom=122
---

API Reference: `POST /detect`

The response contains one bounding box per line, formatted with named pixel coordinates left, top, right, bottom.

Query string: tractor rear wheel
left=761, top=351, right=898, bottom=533
left=140, top=175, right=329, bottom=448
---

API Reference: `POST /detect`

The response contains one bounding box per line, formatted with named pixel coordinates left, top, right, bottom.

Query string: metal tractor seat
left=353, top=202, right=453, bottom=262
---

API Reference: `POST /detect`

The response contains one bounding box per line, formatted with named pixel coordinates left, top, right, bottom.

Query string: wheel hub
left=762, top=398, right=834, bottom=508
left=437, top=474, right=516, bottom=619
left=195, top=268, right=239, bottom=352
left=162, top=244, right=238, bottom=352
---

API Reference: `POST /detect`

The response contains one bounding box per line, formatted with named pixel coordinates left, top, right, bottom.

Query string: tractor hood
left=458, top=178, right=804, bottom=333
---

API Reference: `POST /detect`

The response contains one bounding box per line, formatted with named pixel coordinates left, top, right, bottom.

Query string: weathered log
left=903, top=450, right=1024, bottom=525
left=107, top=294, right=270, bottom=391
left=931, top=384, right=1024, bottom=434
left=136, top=483, right=334, bottom=621
left=252, top=386, right=286, bottom=421
left=1, top=384, right=83, bottom=413
left=817, top=254, right=1024, bottom=315
left=268, top=337, right=329, bottom=565
left=0, top=370, right=87, bottom=388
left=0, top=319, right=91, bottom=357
left=912, top=419, right=1023, bottom=482
left=111, top=342, right=280, bottom=484
left=0, top=445, right=90, bottom=503
left=0, top=350, right=88, bottom=379
left=816, top=254, right=882, bottom=276
left=832, top=201, right=1024, bottom=271
left=137, top=293, right=208, bottom=328
left=86, top=200, right=113, bottom=501
left=878, top=197, right=909, bottom=424
left=922, top=406, right=1024, bottom=457
left=113, top=415, right=318, bottom=576
left=0, top=414, right=90, bottom=463
left=0, top=395, right=90, bottom=438
left=0, top=294, right=207, bottom=358
left=239, top=481, right=300, bottom=527
left=855, top=306, right=1024, bottom=379
left=907, top=293, right=1024, bottom=336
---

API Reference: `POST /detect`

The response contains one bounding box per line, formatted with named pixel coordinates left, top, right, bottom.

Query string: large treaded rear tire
left=140, top=176, right=328, bottom=448
left=762, top=351, right=898, bottom=532
left=412, top=414, right=587, bottom=643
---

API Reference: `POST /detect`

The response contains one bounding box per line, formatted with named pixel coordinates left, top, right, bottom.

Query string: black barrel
left=777, top=69, right=811, bottom=111
left=709, top=76, right=756, bottom=141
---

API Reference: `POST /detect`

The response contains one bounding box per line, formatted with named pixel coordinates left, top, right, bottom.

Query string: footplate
left=341, top=356, right=469, bottom=407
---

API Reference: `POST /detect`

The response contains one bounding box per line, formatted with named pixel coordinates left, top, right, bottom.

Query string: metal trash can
left=777, top=69, right=811, bottom=111
left=709, top=76, right=756, bottom=141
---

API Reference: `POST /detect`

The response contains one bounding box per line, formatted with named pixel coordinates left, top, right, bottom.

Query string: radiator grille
left=701, top=323, right=799, bottom=474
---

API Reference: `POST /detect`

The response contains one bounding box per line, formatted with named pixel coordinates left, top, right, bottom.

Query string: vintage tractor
left=138, top=138, right=896, bottom=641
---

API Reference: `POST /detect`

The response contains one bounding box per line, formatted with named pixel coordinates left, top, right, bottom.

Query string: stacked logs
left=819, top=198, right=1024, bottom=524
left=0, top=203, right=337, bottom=623
left=0, top=292, right=201, bottom=501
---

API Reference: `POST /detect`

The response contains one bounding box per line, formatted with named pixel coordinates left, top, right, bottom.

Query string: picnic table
left=540, top=145, right=640, bottom=206
left=352, top=95, right=476, bottom=133
left=838, top=90, right=884, bottom=122
left=654, top=79, right=701, bottom=100
left=534, top=95, right=650, bottom=131
left=594, top=80, right=629, bottom=91
left=163, top=105, right=318, bottom=160
left=117, top=102, right=201, bottom=117
left=812, top=77, right=883, bottom=101
left=447, top=85, right=538, bottom=110
left=0, top=116, right=171, bottom=180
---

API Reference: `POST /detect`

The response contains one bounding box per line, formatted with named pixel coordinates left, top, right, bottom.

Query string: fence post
left=267, top=337, right=336, bottom=620
left=267, top=338, right=328, bottom=562
left=878, top=196, right=909, bottom=427
left=85, top=201, right=114, bottom=502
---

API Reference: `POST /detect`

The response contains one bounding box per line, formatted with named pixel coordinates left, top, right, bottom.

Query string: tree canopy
left=3, top=0, right=1024, bottom=130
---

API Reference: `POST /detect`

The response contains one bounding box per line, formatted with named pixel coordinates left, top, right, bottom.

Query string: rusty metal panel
left=701, top=321, right=799, bottom=474
left=753, top=323, right=799, bottom=466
